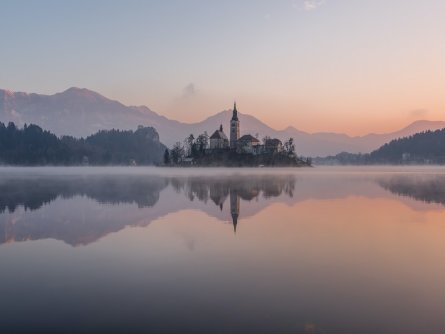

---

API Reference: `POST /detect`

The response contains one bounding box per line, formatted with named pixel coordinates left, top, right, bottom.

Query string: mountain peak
left=64, top=87, right=93, bottom=93
left=0, top=89, right=32, bottom=101
left=58, top=87, right=107, bottom=101
left=407, top=119, right=443, bottom=127
left=2, top=89, right=15, bottom=97
left=397, top=119, right=445, bottom=135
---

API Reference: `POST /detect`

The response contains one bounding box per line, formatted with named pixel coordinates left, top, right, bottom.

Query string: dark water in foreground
left=1, top=166, right=445, bottom=333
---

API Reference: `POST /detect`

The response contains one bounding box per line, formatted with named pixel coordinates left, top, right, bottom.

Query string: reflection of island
left=5, top=171, right=445, bottom=247
left=169, top=175, right=295, bottom=233
left=378, top=175, right=445, bottom=206
left=0, top=174, right=296, bottom=246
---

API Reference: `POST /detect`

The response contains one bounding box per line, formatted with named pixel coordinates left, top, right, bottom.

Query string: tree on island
left=262, top=136, right=271, bottom=145
left=195, top=132, right=209, bottom=153
left=170, top=142, right=185, bottom=163
left=167, top=131, right=210, bottom=163
left=184, top=134, right=195, bottom=157
left=284, top=138, right=295, bottom=155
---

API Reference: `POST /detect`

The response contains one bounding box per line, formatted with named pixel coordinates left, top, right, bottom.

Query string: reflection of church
left=174, top=175, right=295, bottom=233
left=209, top=184, right=240, bottom=233
left=230, top=189, right=240, bottom=233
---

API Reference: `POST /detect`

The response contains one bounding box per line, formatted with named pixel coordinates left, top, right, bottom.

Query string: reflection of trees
left=0, top=174, right=297, bottom=246
left=0, top=175, right=168, bottom=247
left=379, top=175, right=445, bottom=205
left=0, top=176, right=168, bottom=213
left=7, top=171, right=445, bottom=246
left=0, top=174, right=295, bottom=215
left=210, top=183, right=229, bottom=210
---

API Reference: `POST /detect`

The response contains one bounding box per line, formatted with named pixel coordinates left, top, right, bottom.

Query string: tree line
left=0, top=122, right=165, bottom=165
left=164, top=132, right=211, bottom=164
left=316, top=129, right=445, bottom=164
left=369, top=129, right=445, bottom=163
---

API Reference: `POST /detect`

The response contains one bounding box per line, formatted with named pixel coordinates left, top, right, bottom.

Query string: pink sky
left=2, top=1, right=445, bottom=135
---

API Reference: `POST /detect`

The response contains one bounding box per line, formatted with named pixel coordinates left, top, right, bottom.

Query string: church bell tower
left=230, top=102, right=240, bottom=149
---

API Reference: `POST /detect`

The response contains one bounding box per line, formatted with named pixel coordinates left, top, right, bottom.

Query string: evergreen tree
left=163, top=149, right=170, bottom=165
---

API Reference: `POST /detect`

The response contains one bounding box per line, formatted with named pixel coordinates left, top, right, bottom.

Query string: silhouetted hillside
left=369, top=129, right=445, bottom=163
left=315, top=128, right=445, bottom=164
left=0, top=122, right=165, bottom=165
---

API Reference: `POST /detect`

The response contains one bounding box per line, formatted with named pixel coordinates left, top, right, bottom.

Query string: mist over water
left=1, top=166, right=445, bottom=333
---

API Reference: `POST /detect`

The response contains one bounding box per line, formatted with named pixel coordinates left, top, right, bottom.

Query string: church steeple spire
left=231, top=101, right=238, bottom=121
left=232, top=214, right=238, bottom=234
left=230, top=101, right=240, bottom=149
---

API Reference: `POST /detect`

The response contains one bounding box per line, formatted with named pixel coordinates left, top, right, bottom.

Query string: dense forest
left=369, top=129, right=445, bottom=163
left=316, top=129, right=445, bottom=164
left=0, top=122, right=165, bottom=165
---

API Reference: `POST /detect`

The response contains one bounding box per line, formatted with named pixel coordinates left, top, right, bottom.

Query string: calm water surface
left=1, top=166, right=445, bottom=333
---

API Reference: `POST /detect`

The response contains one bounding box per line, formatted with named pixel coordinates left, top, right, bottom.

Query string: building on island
left=210, top=124, right=229, bottom=149
left=265, top=138, right=283, bottom=153
left=207, top=102, right=284, bottom=155
left=237, top=134, right=260, bottom=154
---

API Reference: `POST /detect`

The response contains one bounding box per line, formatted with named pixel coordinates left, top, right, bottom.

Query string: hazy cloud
left=9, top=109, right=23, bottom=124
left=297, top=0, right=325, bottom=11
left=182, top=83, right=197, bottom=99
left=409, top=108, right=429, bottom=118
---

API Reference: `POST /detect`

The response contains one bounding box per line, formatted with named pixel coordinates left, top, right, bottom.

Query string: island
left=164, top=103, right=311, bottom=167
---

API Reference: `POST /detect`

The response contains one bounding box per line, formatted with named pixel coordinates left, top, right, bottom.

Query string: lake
left=1, top=166, right=445, bottom=333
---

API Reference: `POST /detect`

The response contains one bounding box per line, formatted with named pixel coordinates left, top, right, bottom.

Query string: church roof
left=239, top=134, right=260, bottom=143
left=210, top=130, right=228, bottom=140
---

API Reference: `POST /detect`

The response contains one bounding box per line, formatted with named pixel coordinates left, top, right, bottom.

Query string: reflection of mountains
left=379, top=175, right=445, bottom=206
left=0, top=174, right=296, bottom=246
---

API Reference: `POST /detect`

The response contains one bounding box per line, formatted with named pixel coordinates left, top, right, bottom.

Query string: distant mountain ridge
left=316, top=128, right=445, bottom=165
left=2, top=87, right=445, bottom=157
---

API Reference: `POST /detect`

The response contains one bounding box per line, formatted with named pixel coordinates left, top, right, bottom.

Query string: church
left=209, top=102, right=264, bottom=153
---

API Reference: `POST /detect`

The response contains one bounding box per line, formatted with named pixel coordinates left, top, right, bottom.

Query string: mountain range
left=2, top=87, right=445, bottom=157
